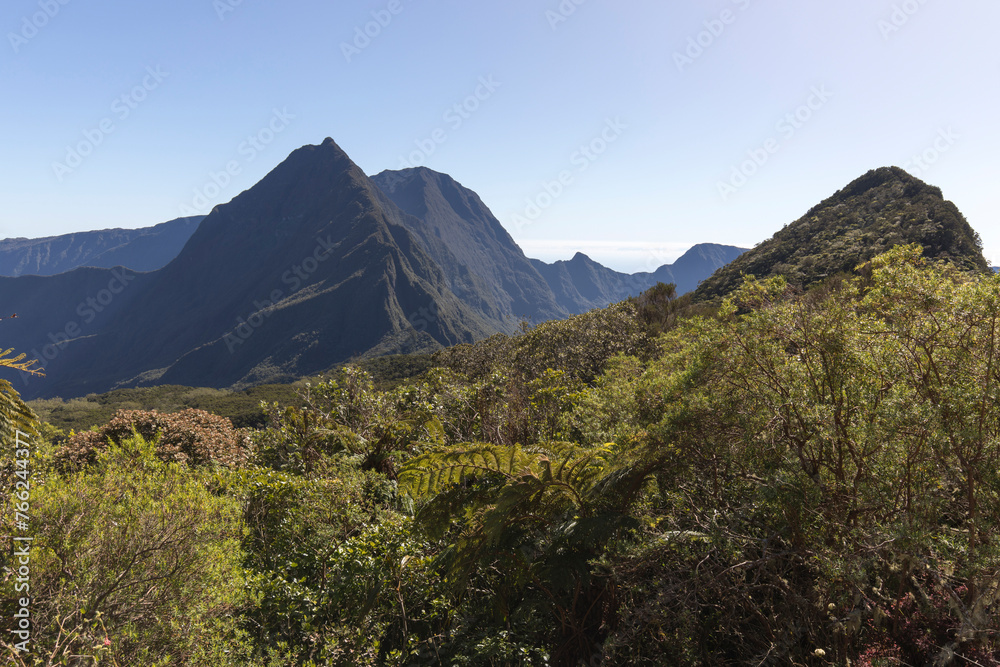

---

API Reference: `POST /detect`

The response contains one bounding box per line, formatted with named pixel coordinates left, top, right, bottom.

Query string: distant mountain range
left=370, top=167, right=744, bottom=318
left=531, top=244, right=745, bottom=314
left=4, top=140, right=986, bottom=401
left=0, top=139, right=744, bottom=399
left=0, top=217, right=202, bottom=277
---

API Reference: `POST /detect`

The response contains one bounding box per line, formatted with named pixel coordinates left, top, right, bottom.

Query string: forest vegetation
left=692, top=167, right=988, bottom=302
left=3, top=245, right=1000, bottom=665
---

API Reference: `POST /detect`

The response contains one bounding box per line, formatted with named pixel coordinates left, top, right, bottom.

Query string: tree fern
left=400, top=441, right=617, bottom=508
left=0, top=350, right=43, bottom=489
left=400, top=439, right=659, bottom=664
left=0, top=349, right=42, bottom=443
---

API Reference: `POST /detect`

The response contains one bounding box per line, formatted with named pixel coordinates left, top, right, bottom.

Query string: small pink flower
left=103, top=637, right=111, bottom=646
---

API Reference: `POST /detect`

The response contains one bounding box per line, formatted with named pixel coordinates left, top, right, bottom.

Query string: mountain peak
left=320, top=136, right=346, bottom=152
left=372, top=166, right=440, bottom=196
left=805, top=166, right=940, bottom=217
left=694, top=168, right=989, bottom=301
left=10, top=137, right=503, bottom=398
left=1, top=138, right=749, bottom=398
left=841, top=165, right=917, bottom=193
left=286, top=137, right=354, bottom=171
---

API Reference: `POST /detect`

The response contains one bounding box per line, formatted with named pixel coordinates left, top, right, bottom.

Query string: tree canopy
left=5, top=245, right=1000, bottom=665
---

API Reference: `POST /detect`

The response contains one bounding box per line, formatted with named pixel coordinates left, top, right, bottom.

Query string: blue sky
left=3, top=0, right=998, bottom=271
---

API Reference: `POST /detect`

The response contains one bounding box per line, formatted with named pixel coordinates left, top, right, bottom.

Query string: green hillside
left=693, top=166, right=989, bottom=301
left=6, top=245, right=1000, bottom=666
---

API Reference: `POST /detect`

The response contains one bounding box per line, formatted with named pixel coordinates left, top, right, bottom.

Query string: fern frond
left=0, top=348, right=44, bottom=376
left=0, top=379, right=38, bottom=441
left=400, top=443, right=534, bottom=498
left=0, top=378, right=41, bottom=495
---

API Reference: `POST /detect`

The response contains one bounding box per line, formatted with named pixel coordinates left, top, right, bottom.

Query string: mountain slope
left=0, top=265, right=157, bottom=397
left=9, top=139, right=498, bottom=398
left=664, top=243, right=751, bottom=292
left=531, top=243, right=747, bottom=313
left=0, top=139, right=748, bottom=399
left=0, top=217, right=202, bottom=276
left=371, top=167, right=567, bottom=324
left=372, top=167, right=745, bottom=316
left=693, top=167, right=989, bottom=301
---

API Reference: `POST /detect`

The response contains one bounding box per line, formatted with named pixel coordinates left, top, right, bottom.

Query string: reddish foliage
left=856, top=582, right=1000, bottom=666
left=61, top=408, right=249, bottom=468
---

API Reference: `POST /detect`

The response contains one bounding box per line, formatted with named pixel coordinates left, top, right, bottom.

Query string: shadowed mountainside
left=0, top=217, right=202, bottom=276
left=373, top=167, right=745, bottom=316
left=0, top=140, right=759, bottom=399
left=372, top=167, right=569, bottom=322
left=4, top=140, right=499, bottom=398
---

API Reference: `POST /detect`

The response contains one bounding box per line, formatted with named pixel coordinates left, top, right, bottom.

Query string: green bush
left=2, top=434, right=246, bottom=666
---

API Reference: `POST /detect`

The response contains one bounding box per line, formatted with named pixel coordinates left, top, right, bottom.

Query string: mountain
left=1, top=139, right=747, bottom=399
left=371, top=168, right=745, bottom=316
left=0, top=265, right=156, bottom=377
left=0, top=217, right=202, bottom=276
left=530, top=244, right=747, bottom=313
left=692, top=167, right=990, bottom=302
left=5, top=140, right=500, bottom=398
left=371, top=167, right=567, bottom=323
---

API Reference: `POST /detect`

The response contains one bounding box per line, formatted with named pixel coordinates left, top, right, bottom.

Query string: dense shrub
left=60, top=408, right=249, bottom=469
left=1, top=435, right=248, bottom=666
left=9, top=244, right=1000, bottom=665
left=437, top=300, right=653, bottom=385
left=30, top=382, right=304, bottom=433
